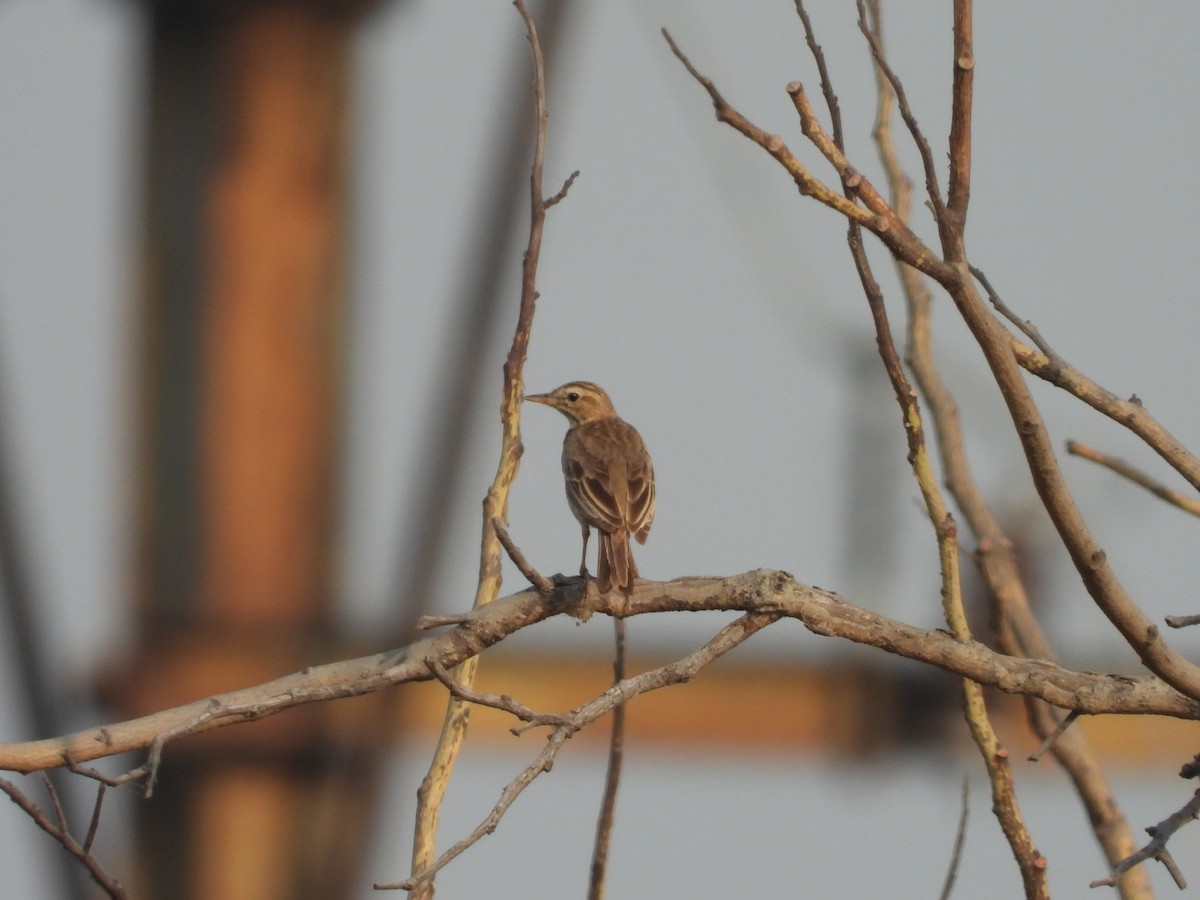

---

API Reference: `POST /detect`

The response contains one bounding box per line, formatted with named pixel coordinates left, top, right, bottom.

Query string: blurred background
left=2, top=1, right=1200, bottom=897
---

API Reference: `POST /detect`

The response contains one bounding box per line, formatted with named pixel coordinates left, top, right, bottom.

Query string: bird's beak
left=524, top=393, right=552, bottom=406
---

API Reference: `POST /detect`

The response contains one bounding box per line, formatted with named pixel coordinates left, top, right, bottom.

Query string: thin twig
left=855, top=0, right=946, bottom=226
left=793, top=1, right=844, bottom=146
left=82, top=784, right=105, bottom=855
left=971, top=265, right=1059, bottom=360
left=588, top=618, right=626, bottom=900
left=545, top=170, right=580, bottom=208
left=427, top=659, right=570, bottom=729
left=1066, top=440, right=1200, bottom=518
left=41, top=772, right=68, bottom=832
left=492, top=516, right=555, bottom=594
left=1165, top=613, right=1200, bottom=630
left=1027, top=709, right=1081, bottom=763
left=939, top=776, right=971, bottom=900
left=381, top=724, right=574, bottom=892
left=63, top=755, right=147, bottom=789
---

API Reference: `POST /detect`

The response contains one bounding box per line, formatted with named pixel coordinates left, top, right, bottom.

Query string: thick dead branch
left=3, top=570, right=1198, bottom=777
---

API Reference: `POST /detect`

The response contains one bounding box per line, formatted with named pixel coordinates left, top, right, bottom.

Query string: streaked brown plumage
left=525, top=381, right=655, bottom=594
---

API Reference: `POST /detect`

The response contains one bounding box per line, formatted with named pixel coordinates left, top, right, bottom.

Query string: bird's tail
left=597, top=528, right=638, bottom=594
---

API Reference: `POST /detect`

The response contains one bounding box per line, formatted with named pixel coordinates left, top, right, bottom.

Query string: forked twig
left=377, top=612, right=779, bottom=892
left=0, top=775, right=126, bottom=899
left=661, top=27, right=953, bottom=282
left=1091, top=789, right=1200, bottom=890
left=862, top=1, right=1145, bottom=890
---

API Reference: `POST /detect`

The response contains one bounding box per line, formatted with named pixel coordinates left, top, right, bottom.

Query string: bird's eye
left=567, top=392, right=580, bottom=402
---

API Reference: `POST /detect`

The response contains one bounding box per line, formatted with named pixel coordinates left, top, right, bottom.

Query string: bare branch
left=857, top=7, right=1044, bottom=892
left=952, top=273, right=1200, bottom=701
left=962, top=267, right=1200, bottom=599
left=408, top=2, right=569, bottom=890
left=40, top=772, right=68, bottom=833
left=863, top=5, right=1145, bottom=893
left=793, top=1, right=844, bottom=145
left=869, top=0, right=1200, bottom=708
left=545, top=169, right=580, bottom=208
left=971, top=264, right=1060, bottom=360
left=82, top=783, right=105, bottom=855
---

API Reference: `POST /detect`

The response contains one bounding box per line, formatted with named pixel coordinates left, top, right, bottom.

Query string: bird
left=525, top=381, right=655, bottom=594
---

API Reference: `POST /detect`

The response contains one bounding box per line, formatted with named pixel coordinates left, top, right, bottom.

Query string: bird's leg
left=579, top=524, right=591, bottom=581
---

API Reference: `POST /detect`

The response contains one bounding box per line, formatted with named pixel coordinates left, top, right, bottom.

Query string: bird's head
left=524, top=381, right=618, bottom=425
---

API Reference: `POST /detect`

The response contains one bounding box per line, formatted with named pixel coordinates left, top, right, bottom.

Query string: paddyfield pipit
left=525, top=381, right=655, bottom=594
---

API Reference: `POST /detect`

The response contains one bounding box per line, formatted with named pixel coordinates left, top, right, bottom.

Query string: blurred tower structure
left=111, top=3, right=386, bottom=898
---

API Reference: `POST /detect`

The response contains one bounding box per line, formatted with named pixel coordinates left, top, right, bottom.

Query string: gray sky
left=3, top=1, right=1200, bottom=896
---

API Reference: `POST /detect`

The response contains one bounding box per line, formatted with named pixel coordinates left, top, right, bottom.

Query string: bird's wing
left=563, top=425, right=624, bottom=533
left=628, top=453, right=654, bottom=542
